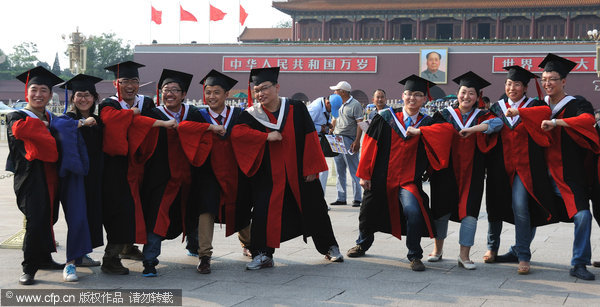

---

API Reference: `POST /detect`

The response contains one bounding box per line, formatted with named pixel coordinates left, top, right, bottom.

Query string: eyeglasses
left=540, top=78, right=561, bottom=84
left=118, top=79, right=140, bottom=85
left=404, top=92, right=425, bottom=98
left=253, top=84, right=273, bottom=94
left=74, top=93, right=93, bottom=99
left=162, top=88, right=182, bottom=94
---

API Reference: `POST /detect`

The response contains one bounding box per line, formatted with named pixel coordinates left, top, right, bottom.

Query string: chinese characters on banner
left=492, top=56, right=597, bottom=73
left=222, top=56, right=377, bottom=73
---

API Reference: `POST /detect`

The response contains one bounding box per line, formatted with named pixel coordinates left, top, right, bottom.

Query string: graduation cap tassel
left=426, top=84, right=432, bottom=102
left=478, top=90, right=485, bottom=108
left=156, top=86, right=160, bottom=106
left=534, top=77, right=543, bottom=100
left=63, top=87, right=69, bottom=114
left=24, top=72, right=30, bottom=102
left=247, top=82, right=253, bottom=107
left=116, top=64, right=121, bottom=102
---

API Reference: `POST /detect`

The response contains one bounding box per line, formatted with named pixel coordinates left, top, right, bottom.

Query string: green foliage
left=9, top=42, right=40, bottom=73
left=84, top=33, right=134, bottom=79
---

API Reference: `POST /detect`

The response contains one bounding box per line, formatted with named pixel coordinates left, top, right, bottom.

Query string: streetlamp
left=62, top=27, right=87, bottom=74
left=587, top=29, right=600, bottom=77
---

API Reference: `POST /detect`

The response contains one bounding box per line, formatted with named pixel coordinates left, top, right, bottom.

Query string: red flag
left=239, top=4, right=248, bottom=25
left=210, top=4, right=227, bottom=21
left=180, top=4, right=197, bottom=22
left=151, top=6, right=162, bottom=25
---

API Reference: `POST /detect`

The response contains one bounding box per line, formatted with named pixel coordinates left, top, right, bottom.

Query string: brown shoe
left=410, top=259, right=426, bottom=271
left=197, top=256, right=211, bottom=274
left=119, top=245, right=144, bottom=260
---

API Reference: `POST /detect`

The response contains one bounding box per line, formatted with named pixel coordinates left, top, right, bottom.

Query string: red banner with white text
left=492, top=55, right=597, bottom=73
left=223, top=56, right=378, bottom=73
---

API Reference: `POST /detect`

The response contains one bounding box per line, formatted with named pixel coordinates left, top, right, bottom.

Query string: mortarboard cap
left=16, top=66, right=63, bottom=88
left=249, top=67, right=280, bottom=85
left=158, top=69, right=194, bottom=93
left=104, top=60, right=145, bottom=79
left=452, top=71, right=491, bottom=94
left=503, top=66, right=538, bottom=85
left=59, top=74, right=102, bottom=93
left=398, top=74, right=436, bottom=95
left=200, top=69, right=238, bottom=91
left=538, top=53, right=576, bottom=78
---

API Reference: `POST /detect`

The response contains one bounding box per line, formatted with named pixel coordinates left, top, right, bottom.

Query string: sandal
left=517, top=262, right=530, bottom=275
left=483, top=250, right=497, bottom=263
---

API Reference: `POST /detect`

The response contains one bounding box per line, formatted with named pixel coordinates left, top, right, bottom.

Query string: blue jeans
left=355, top=230, right=375, bottom=250
left=434, top=213, right=477, bottom=247
left=319, top=170, right=329, bottom=194
left=333, top=135, right=362, bottom=202
left=512, top=174, right=536, bottom=262
left=549, top=177, right=592, bottom=266
left=399, top=188, right=425, bottom=261
left=487, top=221, right=502, bottom=252
left=142, top=232, right=163, bottom=267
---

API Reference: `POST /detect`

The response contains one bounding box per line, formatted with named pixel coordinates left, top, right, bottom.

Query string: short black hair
left=373, top=89, right=386, bottom=96
left=426, top=51, right=442, bottom=60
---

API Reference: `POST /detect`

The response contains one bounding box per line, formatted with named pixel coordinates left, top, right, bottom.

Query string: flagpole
left=149, top=1, right=152, bottom=44
left=178, top=1, right=181, bottom=44
left=238, top=0, right=240, bottom=42
left=208, top=0, right=211, bottom=44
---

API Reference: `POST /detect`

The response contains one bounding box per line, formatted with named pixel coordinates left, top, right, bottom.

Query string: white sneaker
left=326, top=245, right=344, bottom=262
left=63, top=264, right=78, bottom=282
left=246, top=253, right=274, bottom=270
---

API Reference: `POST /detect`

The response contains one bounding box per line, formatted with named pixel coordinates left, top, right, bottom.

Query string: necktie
left=174, top=112, right=180, bottom=123
left=216, top=115, right=224, bottom=125
left=405, top=116, right=412, bottom=129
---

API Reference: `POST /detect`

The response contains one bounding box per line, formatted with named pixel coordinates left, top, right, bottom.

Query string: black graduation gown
left=484, top=98, right=559, bottom=226
left=139, top=106, right=194, bottom=240
left=180, top=106, right=251, bottom=238
left=429, top=108, right=492, bottom=222
left=545, top=95, right=600, bottom=220
left=66, top=112, right=104, bottom=248
left=356, top=109, right=453, bottom=240
left=230, top=99, right=337, bottom=255
left=6, top=110, right=59, bottom=271
left=98, top=95, right=157, bottom=244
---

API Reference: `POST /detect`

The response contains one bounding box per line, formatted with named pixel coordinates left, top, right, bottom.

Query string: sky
left=0, top=0, right=291, bottom=66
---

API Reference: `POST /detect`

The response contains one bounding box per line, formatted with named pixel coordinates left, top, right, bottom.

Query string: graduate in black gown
left=230, top=67, right=343, bottom=270
left=98, top=61, right=176, bottom=275
left=7, top=67, right=64, bottom=285
left=56, top=74, right=104, bottom=282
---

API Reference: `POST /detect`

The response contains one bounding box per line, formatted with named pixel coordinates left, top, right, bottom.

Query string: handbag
left=319, top=134, right=338, bottom=157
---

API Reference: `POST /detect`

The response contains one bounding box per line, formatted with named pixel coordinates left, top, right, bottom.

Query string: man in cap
left=538, top=54, right=600, bottom=280
left=307, top=93, right=343, bottom=193
left=7, top=67, right=64, bottom=285
left=230, top=67, right=343, bottom=270
left=469, top=66, right=555, bottom=275
left=177, top=69, right=251, bottom=274
left=329, top=81, right=364, bottom=207
left=98, top=61, right=176, bottom=275
left=347, top=75, right=453, bottom=271
left=138, top=68, right=199, bottom=277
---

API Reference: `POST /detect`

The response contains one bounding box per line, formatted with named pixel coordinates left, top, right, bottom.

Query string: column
left=565, top=14, right=571, bottom=39
left=384, top=17, right=389, bottom=40
left=496, top=15, right=501, bottom=39
left=292, top=18, right=296, bottom=41
left=353, top=18, right=358, bottom=40
left=461, top=16, right=466, bottom=39
left=416, top=17, right=421, bottom=40
left=322, top=18, right=326, bottom=41
left=530, top=13, right=536, bottom=39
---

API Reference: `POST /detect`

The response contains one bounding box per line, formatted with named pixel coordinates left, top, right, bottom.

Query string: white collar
left=342, top=96, right=354, bottom=105
left=157, top=103, right=190, bottom=122
left=446, top=106, right=480, bottom=130
left=507, top=96, right=526, bottom=107
left=209, top=106, right=228, bottom=118
left=402, top=109, right=418, bottom=123
left=545, top=95, right=575, bottom=118
left=246, top=98, right=287, bottom=130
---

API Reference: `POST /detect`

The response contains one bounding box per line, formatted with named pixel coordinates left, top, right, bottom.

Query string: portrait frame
left=419, top=48, right=448, bottom=84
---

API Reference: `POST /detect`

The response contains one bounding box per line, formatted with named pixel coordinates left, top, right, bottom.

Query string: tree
left=83, top=33, right=133, bottom=79
left=51, top=52, right=61, bottom=76
left=0, top=48, right=11, bottom=80
left=9, top=42, right=40, bottom=72
left=275, top=19, right=292, bottom=28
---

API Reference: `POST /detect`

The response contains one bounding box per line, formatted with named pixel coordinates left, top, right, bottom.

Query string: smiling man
left=231, top=67, right=343, bottom=270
